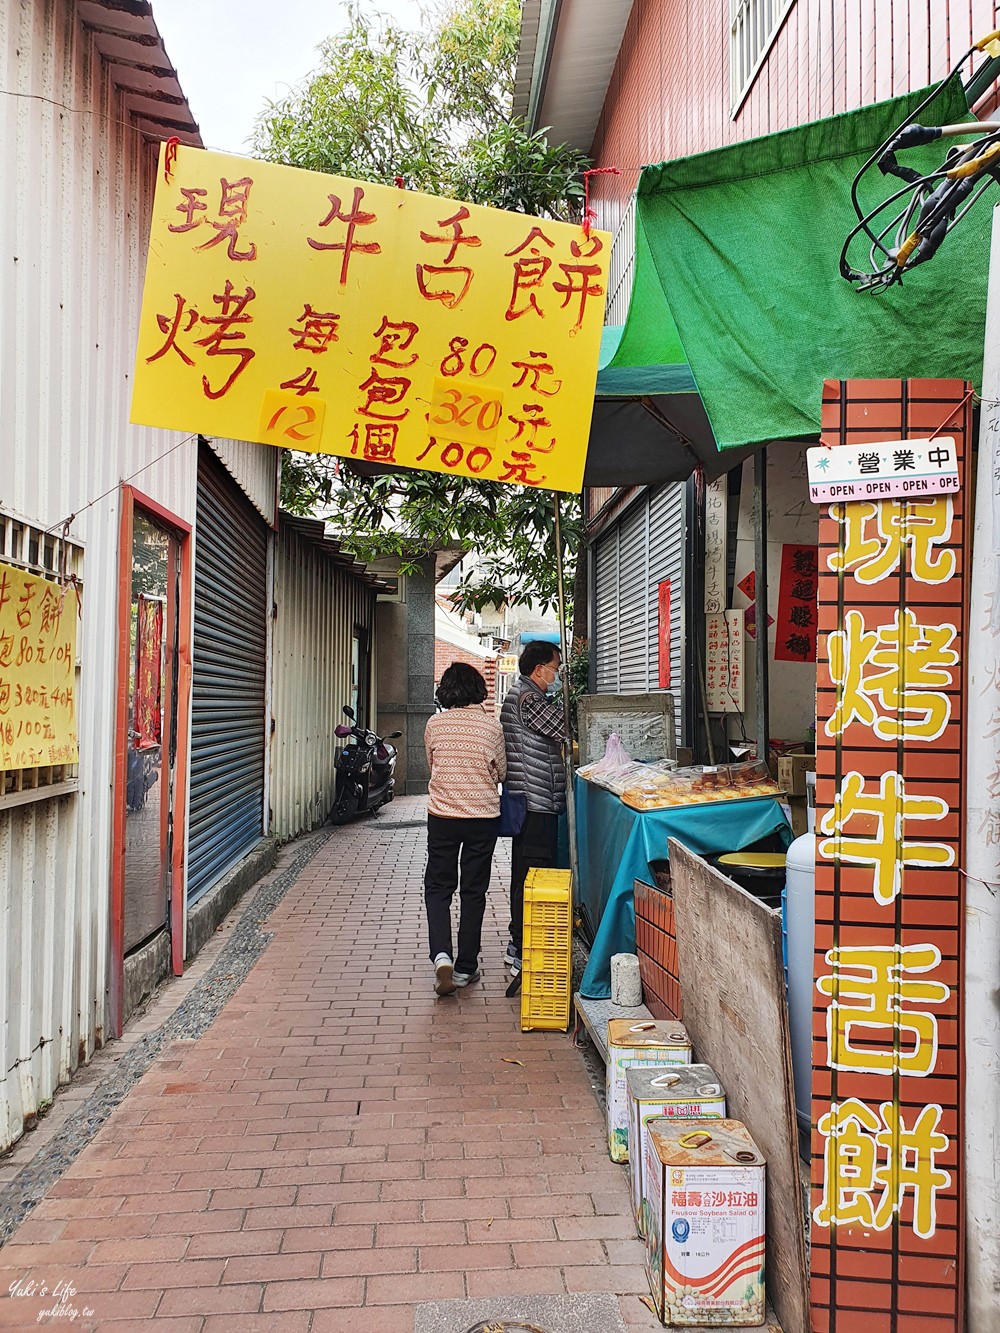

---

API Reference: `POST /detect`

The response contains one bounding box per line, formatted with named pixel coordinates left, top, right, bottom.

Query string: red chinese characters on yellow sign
left=811, top=381, right=968, bottom=1333
left=0, top=563, right=79, bottom=770
left=131, top=147, right=609, bottom=492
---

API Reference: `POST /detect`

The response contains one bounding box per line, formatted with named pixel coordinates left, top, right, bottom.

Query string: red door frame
left=109, top=485, right=193, bottom=1038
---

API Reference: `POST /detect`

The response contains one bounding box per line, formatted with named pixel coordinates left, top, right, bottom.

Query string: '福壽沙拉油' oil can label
left=606, top=1019, right=692, bottom=1163
left=644, top=1118, right=765, bottom=1327
left=627, top=1064, right=726, bottom=1236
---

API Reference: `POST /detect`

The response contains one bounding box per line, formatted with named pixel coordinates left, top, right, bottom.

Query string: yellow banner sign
left=131, top=146, right=609, bottom=492
left=0, top=564, right=79, bottom=770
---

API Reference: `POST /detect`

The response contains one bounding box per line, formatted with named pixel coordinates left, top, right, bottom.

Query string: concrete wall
left=374, top=556, right=436, bottom=795
left=731, top=445, right=818, bottom=748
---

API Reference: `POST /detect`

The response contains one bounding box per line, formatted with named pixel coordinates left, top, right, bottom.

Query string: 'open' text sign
left=806, top=437, right=959, bottom=502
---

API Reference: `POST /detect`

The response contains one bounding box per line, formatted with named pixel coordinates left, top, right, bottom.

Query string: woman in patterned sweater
left=423, top=662, right=507, bottom=995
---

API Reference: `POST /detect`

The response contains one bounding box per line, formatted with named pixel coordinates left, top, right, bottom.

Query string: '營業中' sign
left=130, top=146, right=609, bottom=493
left=806, top=437, right=959, bottom=502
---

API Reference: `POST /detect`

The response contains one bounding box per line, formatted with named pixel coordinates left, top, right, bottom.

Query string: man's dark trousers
left=424, top=814, right=498, bottom=973
left=509, top=810, right=558, bottom=956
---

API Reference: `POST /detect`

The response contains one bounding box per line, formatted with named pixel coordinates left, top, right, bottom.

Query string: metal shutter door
left=648, top=483, right=687, bottom=741
left=617, top=497, right=649, bottom=693
left=188, top=447, right=268, bottom=902
left=593, top=527, right=620, bottom=691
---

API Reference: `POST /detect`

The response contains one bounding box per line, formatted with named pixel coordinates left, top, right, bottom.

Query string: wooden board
left=669, top=839, right=809, bottom=1333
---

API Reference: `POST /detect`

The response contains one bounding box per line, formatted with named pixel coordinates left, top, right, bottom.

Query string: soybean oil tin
left=644, top=1118, right=765, bottom=1327
left=606, top=1019, right=691, bottom=1163
left=626, top=1064, right=726, bottom=1236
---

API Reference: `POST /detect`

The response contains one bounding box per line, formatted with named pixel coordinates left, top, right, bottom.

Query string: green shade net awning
left=629, top=79, right=991, bottom=451
left=583, top=219, right=734, bottom=487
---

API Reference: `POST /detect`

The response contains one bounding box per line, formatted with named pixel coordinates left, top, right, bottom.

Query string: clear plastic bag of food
left=621, top=761, right=782, bottom=810
left=578, top=734, right=641, bottom=792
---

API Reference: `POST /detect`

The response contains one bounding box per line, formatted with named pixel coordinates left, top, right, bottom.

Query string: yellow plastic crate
left=520, top=868, right=573, bottom=1032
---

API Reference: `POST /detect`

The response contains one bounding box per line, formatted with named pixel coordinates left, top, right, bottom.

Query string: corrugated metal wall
left=270, top=524, right=377, bottom=842
left=589, top=0, right=1000, bottom=227
left=592, top=484, right=687, bottom=739
left=207, top=438, right=278, bottom=528
left=0, top=0, right=197, bottom=1148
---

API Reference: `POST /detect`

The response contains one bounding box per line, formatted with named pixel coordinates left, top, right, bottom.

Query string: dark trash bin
left=712, top=851, right=787, bottom=909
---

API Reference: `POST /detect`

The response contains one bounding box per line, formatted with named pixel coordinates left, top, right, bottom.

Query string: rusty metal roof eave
left=76, top=0, right=202, bottom=146
left=278, top=512, right=391, bottom=591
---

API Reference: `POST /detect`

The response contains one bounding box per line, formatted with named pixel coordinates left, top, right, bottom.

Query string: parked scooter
left=328, top=705, right=402, bottom=825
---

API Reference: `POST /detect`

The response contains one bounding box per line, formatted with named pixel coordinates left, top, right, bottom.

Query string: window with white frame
left=730, top=0, right=796, bottom=115
left=0, top=510, right=83, bottom=807
left=606, top=196, right=637, bottom=327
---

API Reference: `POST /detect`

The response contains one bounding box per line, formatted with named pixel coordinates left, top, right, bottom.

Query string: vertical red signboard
left=657, top=579, right=671, bottom=689
left=812, top=380, right=969, bottom=1333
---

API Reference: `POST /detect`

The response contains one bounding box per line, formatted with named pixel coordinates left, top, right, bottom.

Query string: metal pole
left=553, top=494, right=580, bottom=887
left=753, top=447, right=771, bottom=772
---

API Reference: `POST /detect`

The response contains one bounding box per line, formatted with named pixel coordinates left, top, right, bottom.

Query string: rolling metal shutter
left=594, top=525, right=619, bottom=692
left=188, top=446, right=268, bottom=902
left=617, top=499, right=648, bottom=693
left=591, top=483, right=687, bottom=741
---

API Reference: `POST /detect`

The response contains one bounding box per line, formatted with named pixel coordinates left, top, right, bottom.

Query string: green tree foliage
left=253, top=0, right=590, bottom=623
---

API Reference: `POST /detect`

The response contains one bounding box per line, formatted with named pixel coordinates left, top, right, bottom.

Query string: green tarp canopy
left=600, top=78, right=990, bottom=455
left=585, top=321, right=747, bottom=484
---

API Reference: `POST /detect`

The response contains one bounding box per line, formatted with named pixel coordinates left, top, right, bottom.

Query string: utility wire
left=45, top=433, right=199, bottom=537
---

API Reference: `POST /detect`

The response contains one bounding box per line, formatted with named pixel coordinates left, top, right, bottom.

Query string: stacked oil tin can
left=606, top=1020, right=766, bottom=1327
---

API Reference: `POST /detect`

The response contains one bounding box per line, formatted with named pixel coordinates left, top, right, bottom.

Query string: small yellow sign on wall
left=130, top=146, right=609, bottom=492
left=0, top=563, right=79, bottom=770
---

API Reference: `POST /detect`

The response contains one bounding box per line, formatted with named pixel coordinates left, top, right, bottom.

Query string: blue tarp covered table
left=576, top=778, right=791, bottom=998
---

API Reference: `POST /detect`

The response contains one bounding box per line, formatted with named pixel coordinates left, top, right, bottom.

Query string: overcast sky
left=155, top=1, right=427, bottom=155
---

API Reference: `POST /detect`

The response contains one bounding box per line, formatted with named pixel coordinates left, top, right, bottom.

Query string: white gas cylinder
left=784, top=773, right=816, bottom=1138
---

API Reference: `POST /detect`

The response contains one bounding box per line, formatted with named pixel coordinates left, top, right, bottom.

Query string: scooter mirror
left=342, top=705, right=355, bottom=720
left=334, top=725, right=352, bottom=737
left=387, top=732, right=403, bottom=740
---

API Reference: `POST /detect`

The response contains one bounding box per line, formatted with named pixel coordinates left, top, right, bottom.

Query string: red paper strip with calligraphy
left=774, top=542, right=819, bottom=662
left=811, top=379, right=969, bottom=1333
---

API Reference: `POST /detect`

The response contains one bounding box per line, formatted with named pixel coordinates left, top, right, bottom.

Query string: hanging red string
left=163, top=136, right=181, bottom=184
left=928, top=386, right=976, bottom=440
left=582, top=166, right=621, bottom=238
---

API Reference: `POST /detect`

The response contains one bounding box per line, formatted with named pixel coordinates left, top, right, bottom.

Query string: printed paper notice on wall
left=704, top=610, right=744, bottom=713
left=131, top=145, right=610, bottom=492
left=703, top=477, right=727, bottom=613
left=0, top=562, right=79, bottom=770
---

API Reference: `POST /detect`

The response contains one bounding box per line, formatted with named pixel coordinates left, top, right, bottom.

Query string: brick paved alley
left=0, top=800, right=659, bottom=1332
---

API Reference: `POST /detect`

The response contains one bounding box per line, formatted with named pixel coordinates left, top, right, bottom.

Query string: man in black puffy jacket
left=499, top=641, right=566, bottom=972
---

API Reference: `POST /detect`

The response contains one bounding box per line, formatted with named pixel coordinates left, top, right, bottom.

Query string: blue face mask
left=546, top=668, right=562, bottom=696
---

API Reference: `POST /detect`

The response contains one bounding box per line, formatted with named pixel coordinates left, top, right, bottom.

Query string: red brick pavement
left=0, top=812, right=659, bottom=1331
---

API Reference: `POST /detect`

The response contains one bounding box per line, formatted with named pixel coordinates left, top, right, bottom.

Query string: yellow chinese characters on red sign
left=811, top=384, right=969, bottom=1333
left=0, top=563, right=79, bottom=770
left=130, top=147, right=609, bottom=493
